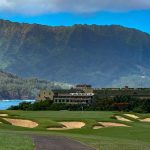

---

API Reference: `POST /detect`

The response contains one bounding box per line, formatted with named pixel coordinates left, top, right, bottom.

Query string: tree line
left=8, top=95, right=150, bottom=113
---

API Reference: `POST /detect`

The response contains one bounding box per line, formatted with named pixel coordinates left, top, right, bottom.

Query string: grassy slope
left=0, top=111, right=150, bottom=150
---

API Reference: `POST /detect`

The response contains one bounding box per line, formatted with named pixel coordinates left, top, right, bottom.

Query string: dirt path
left=32, top=135, right=95, bottom=150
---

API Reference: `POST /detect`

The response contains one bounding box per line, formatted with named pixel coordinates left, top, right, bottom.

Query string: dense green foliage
left=93, top=95, right=150, bottom=113
left=94, top=88, right=150, bottom=98
left=8, top=100, right=87, bottom=111
left=1, top=19, right=150, bottom=87
left=9, top=95, right=150, bottom=113
left=0, top=71, right=70, bottom=99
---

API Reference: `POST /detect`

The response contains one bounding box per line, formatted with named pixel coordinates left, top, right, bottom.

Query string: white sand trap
left=93, top=122, right=129, bottom=129
left=0, top=114, right=8, bottom=117
left=140, top=118, right=150, bottom=122
left=124, top=114, right=139, bottom=119
left=48, top=122, right=85, bottom=130
left=99, top=122, right=129, bottom=127
left=93, top=126, right=103, bottom=129
left=3, top=118, right=38, bottom=128
left=60, top=122, right=85, bottom=129
left=115, top=116, right=132, bottom=122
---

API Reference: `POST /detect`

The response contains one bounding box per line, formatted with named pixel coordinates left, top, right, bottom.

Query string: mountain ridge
left=0, top=19, right=150, bottom=87
left=0, top=70, right=71, bottom=100
left=0, top=19, right=149, bottom=35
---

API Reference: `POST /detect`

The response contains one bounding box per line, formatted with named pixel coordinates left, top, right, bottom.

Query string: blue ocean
left=0, top=100, right=35, bottom=110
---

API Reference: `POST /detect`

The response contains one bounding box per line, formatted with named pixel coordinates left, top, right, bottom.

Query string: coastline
left=0, top=100, right=35, bottom=110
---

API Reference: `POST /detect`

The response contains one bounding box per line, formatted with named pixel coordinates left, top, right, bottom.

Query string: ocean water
left=0, top=100, right=35, bottom=110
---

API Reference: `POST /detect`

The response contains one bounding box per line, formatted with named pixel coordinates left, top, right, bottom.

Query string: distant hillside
left=0, top=71, right=71, bottom=100
left=0, top=19, right=150, bottom=87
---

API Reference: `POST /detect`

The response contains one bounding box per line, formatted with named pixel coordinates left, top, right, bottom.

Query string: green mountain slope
left=0, top=70, right=71, bottom=100
left=0, top=19, right=150, bottom=87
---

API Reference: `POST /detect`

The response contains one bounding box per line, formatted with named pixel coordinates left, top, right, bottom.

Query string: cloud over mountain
left=0, top=0, right=150, bottom=15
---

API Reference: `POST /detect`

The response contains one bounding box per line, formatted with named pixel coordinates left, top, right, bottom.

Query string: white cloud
left=0, top=0, right=13, bottom=10
left=0, top=0, right=150, bottom=15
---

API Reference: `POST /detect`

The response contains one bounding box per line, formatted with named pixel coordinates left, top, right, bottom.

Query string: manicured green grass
left=0, top=132, right=34, bottom=150
left=0, top=111, right=150, bottom=150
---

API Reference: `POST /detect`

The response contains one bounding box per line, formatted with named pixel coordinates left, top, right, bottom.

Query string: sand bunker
left=0, top=114, right=8, bottom=117
left=3, top=118, right=38, bottom=128
left=48, top=122, right=85, bottom=130
left=140, top=118, right=150, bottom=122
left=93, top=126, right=103, bottom=129
left=115, top=116, right=132, bottom=122
left=124, top=114, right=139, bottom=119
left=99, top=122, right=129, bottom=127
left=93, top=122, right=129, bottom=129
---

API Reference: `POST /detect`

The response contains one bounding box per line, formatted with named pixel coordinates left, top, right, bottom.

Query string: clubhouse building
left=36, top=84, right=94, bottom=104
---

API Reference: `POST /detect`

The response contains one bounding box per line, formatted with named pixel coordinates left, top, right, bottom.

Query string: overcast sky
left=0, top=0, right=150, bottom=33
left=0, top=0, right=150, bottom=15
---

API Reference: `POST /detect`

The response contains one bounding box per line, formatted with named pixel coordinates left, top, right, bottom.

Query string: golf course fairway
left=0, top=111, right=150, bottom=150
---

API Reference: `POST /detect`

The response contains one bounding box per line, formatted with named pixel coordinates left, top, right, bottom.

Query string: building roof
left=52, top=89, right=85, bottom=94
